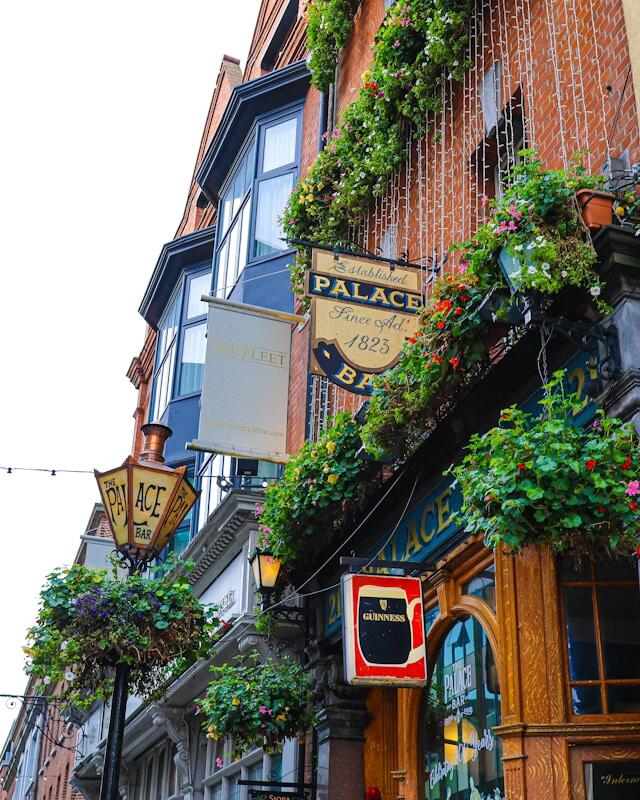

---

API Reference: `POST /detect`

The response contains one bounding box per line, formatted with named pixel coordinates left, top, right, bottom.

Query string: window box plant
left=25, top=562, right=219, bottom=708
left=450, top=371, right=640, bottom=558
left=199, top=654, right=314, bottom=758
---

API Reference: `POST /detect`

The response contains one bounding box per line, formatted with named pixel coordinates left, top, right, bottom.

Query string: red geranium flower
left=454, top=307, right=463, bottom=316
left=432, top=355, right=442, bottom=364
left=585, top=459, right=597, bottom=470
left=436, top=320, right=446, bottom=329
left=406, top=336, right=417, bottom=344
left=622, top=456, right=632, bottom=469
left=629, top=501, right=639, bottom=511
left=597, top=505, right=605, bottom=513
left=517, top=462, right=526, bottom=471
left=449, top=356, right=460, bottom=370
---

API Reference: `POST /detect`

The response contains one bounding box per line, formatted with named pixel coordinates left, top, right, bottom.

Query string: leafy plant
left=456, top=151, right=605, bottom=306
left=256, top=412, right=374, bottom=569
left=200, top=653, right=314, bottom=757
left=286, top=0, right=474, bottom=306
left=25, top=562, right=219, bottom=707
left=360, top=273, right=490, bottom=458
left=450, top=371, right=640, bottom=557
left=305, top=0, right=361, bottom=93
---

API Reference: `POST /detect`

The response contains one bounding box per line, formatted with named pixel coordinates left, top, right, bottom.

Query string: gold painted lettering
left=329, top=279, right=350, bottom=298
left=312, top=275, right=331, bottom=293
left=335, top=364, right=357, bottom=385
left=388, top=290, right=405, bottom=308
left=369, top=287, right=389, bottom=305
left=404, top=521, right=422, bottom=560
left=420, top=503, right=437, bottom=543
left=436, top=488, right=453, bottom=533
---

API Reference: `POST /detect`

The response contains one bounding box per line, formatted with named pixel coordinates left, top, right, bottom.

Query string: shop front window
left=560, top=556, right=640, bottom=715
left=424, top=616, right=504, bottom=799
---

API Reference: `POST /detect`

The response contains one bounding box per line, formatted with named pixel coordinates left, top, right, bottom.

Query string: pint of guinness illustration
left=358, top=585, right=412, bottom=664
left=341, top=573, right=428, bottom=686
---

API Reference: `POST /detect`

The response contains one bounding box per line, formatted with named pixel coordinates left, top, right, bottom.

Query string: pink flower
left=259, top=705, right=268, bottom=714
left=480, top=193, right=489, bottom=206
left=393, top=39, right=401, bottom=46
left=499, top=220, right=508, bottom=232
left=460, top=259, right=469, bottom=268
left=377, top=89, right=385, bottom=97
left=625, top=480, right=640, bottom=496
left=508, top=220, right=518, bottom=231
left=593, top=420, right=601, bottom=429
left=254, top=504, right=264, bottom=518
left=215, top=758, right=223, bottom=769
left=194, top=706, right=201, bottom=716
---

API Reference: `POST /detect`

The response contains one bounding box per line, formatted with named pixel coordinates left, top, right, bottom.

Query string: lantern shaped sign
left=95, top=423, right=198, bottom=562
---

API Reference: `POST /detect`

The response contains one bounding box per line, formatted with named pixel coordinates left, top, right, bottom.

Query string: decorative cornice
left=196, top=61, right=311, bottom=204
left=138, top=227, right=215, bottom=329
left=494, top=720, right=640, bottom=739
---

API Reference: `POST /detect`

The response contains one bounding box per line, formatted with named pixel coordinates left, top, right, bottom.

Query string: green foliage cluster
left=200, top=654, right=314, bottom=757
left=305, top=0, right=361, bottom=93
left=361, top=273, right=489, bottom=458
left=457, top=152, right=605, bottom=306
left=450, top=372, right=640, bottom=557
left=25, top=563, right=219, bottom=707
left=256, top=412, right=372, bottom=568
left=286, top=0, right=474, bottom=304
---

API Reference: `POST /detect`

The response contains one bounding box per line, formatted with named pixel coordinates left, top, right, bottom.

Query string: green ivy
left=25, top=561, right=219, bottom=707
left=450, top=371, right=640, bottom=557
left=361, top=273, right=489, bottom=458
left=256, top=412, right=374, bottom=569
left=306, top=0, right=361, bottom=93
left=286, top=0, right=474, bottom=306
left=199, top=653, right=314, bottom=758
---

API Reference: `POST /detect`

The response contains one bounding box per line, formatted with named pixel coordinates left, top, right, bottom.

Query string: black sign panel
left=589, top=761, right=640, bottom=799
left=248, top=792, right=306, bottom=800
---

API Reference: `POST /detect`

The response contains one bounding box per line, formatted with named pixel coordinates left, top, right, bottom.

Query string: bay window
left=213, top=106, right=301, bottom=300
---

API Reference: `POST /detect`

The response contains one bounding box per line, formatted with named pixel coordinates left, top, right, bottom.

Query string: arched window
left=424, top=616, right=504, bottom=799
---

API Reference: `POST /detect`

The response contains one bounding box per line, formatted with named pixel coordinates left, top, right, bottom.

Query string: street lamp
left=94, top=422, right=198, bottom=800
left=249, top=547, right=283, bottom=612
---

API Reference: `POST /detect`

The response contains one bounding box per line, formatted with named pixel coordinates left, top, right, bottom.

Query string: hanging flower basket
left=25, top=563, right=219, bottom=707
left=199, top=654, right=315, bottom=758
left=576, top=188, right=615, bottom=230
left=450, top=371, right=640, bottom=558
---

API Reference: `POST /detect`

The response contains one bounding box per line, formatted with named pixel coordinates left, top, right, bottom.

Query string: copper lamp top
left=139, top=422, right=173, bottom=464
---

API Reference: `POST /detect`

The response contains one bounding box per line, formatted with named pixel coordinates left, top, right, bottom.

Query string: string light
left=0, top=466, right=93, bottom=476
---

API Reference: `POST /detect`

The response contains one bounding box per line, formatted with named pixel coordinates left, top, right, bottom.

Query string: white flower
left=536, top=235, right=545, bottom=243
left=590, top=285, right=602, bottom=297
left=561, top=270, right=568, bottom=278
left=526, top=242, right=536, bottom=250
left=60, top=641, right=68, bottom=651
left=43, top=676, right=51, bottom=685
left=541, top=262, right=551, bottom=271
left=65, top=671, right=75, bottom=682
left=514, top=244, right=523, bottom=252
left=527, top=266, right=537, bottom=274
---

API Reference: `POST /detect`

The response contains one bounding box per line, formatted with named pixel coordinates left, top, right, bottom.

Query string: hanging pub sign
left=305, top=246, right=423, bottom=395
left=188, top=297, right=305, bottom=463
left=341, top=573, right=427, bottom=686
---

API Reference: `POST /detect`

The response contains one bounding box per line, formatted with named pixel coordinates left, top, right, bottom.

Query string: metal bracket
left=339, top=557, right=435, bottom=575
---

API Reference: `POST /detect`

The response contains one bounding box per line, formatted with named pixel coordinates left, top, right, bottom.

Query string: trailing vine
left=305, top=0, right=361, bottom=93
left=286, top=0, right=474, bottom=305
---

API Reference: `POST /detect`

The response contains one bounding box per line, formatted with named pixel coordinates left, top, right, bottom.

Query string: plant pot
left=576, top=189, right=614, bottom=230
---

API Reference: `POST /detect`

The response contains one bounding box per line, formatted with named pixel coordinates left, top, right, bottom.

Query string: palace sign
left=342, top=573, right=427, bottom=686
left=306, top=247, right=422, bottom=395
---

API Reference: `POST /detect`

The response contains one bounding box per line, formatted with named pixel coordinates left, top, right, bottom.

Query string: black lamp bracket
left=548, top=318, right=621, bottom=391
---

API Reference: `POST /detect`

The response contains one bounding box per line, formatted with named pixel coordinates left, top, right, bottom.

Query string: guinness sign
left=341, top=573, right=427, bottom=686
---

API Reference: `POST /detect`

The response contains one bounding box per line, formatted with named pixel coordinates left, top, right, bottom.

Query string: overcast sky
left=0, top=0, right=261, bottom=743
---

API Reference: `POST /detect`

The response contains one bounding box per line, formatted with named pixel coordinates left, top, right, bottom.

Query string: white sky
left=0, top=0, right=261, bottom=743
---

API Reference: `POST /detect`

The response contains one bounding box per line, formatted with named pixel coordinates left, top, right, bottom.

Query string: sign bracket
left=339, top=557, right=436, bottom=575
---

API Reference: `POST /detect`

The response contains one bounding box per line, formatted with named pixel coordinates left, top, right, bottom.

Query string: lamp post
left=94, top=423, right=198, bottom=800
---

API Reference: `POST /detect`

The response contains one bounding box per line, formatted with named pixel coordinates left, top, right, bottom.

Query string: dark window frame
left=560, top=558, right=640, bottom=717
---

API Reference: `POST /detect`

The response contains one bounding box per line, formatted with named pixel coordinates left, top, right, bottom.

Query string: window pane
left=262, top=117, right=297, bottom=172
left=463, top=564, right=496, bottom=610
left=559, top=557, right=591, bottom=582
left=238, top=199, right=251, bottom=279
left=226, top=218, right=241, bottom=289
left=216, top=238, right=229, bottom=296
left=571, top=685, right=602, bottom=715
left=179, top=323, right=207, bottom=395
left=607, top=684, right=640, bottom=713
left=211, top=784, right=222, bottom=800
left=598, top=585, right=640, bottom=679
left=595, top=557, right=637, bottom=581
left=563, top=587, right=599, bottom=681
left=253, top=173, right=294, bottom=257
left=247, top=761, right=263, bottom=782
left=220, top=192, right=234, bottom=238
left=424, top=605, right=439, bottom=633
left=268, top=754, right=282, bottom=783
left=227, top=773, right=240, bottom=800
left=186, top=273, right=211, bottom=319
